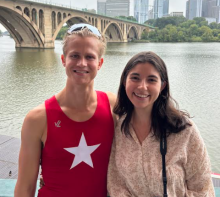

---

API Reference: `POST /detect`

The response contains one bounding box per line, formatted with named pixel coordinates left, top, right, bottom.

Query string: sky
left=0, top=0, right=187, bottom=31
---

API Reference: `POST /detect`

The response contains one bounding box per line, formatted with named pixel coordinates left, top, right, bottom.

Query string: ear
left=61, top=54, right=65, bottom=67
left=161, top=81, right=167, bottom=92
left=98, top=58, right=104, bottom=70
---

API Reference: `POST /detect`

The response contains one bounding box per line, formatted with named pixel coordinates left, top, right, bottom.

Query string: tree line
left=142, top=16, right=220, bottom=42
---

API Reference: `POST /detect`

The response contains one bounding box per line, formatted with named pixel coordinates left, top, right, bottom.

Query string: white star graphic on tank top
left=64, top=133, right=100, bottom=169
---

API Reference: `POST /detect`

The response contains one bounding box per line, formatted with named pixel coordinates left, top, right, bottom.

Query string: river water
left=0, top=36, right=220, bottom=173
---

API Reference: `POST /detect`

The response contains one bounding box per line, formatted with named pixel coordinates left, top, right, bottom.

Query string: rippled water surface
left=0, top=36, right=220, bottom=173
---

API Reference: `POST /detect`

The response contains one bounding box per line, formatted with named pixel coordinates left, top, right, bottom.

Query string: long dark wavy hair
left=113, top=51, right=191, bottom=139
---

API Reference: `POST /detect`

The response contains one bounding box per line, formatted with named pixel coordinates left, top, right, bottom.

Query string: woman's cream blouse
left=107, top=117, right=215, bottom=197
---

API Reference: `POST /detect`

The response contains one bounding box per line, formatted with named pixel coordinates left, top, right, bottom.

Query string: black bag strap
left=160, top=131, right=168, bottom=197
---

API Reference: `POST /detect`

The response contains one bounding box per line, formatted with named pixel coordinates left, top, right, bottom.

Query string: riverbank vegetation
left=56, top=26, right=68, bottom=40
left=56, top=17, right=220, bottom=42
left=142, top=17, right=220, bottom=42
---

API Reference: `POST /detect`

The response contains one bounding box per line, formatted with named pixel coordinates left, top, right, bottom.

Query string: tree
left=189, top=24, right=199, bottom=36
left=127, top=16, right=137, bottom=22
left=180, top=20, right=196, bottom=28
left=209, top=22, right=218, bottom=29
left=177, top=31, right=185, bottom=42
left=145, top=19, right=156, bottom=26
left=56, top=26, right=68, bottom=40
left=0, top=30, right=2, bottom=37
left=193, top=17, right=206, bottom=26
left=200, top=20, right=208, bottom=27
left=198, top=26, right=211, bottom=36
left=212, top=29, right=220, bottom=37
left=154, top=16, right=186, bottom=29
left=201, top=28, right=213, bottom=41
left=141, top=27, right=150, bottom=40
left=116, top=16, right=126, bottom=20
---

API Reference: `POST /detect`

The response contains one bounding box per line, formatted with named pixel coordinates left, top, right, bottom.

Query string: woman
left=107, top=51, right=215, bottom=197
left=14, top=24, right=116, bottom=197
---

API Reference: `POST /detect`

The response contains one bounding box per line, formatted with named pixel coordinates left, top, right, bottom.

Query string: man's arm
left=14, top=104, right=46, bottom=197
left=106, top=91, right=118, bottom=127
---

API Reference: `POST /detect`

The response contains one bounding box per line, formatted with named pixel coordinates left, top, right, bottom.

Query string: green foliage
left=189, top=24, right=199, bottom=36
left=116, top=16, right=137, bottom=22
left=209, top=22, right=218, bottom=29
left=145, top=19, right=156, bottom=26
left=127, top=16, right=137, bottom=22
left=193, top=17, right=206, bottom=25
left=191, top=36, right=202, bottom=42
left=142, top=16, right=220, bottom=42
left=153, top=16, right=187, bottom=29
left=56, top=26, right=68, bottom=40
left=141, top=27, right=150, bottom=40
left=200, top=20, right=208, bottom=27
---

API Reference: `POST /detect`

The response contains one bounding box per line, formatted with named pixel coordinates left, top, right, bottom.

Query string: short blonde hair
left=62, top=28, right=106, bottom=58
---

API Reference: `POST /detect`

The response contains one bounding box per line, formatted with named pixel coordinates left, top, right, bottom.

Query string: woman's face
left=125, top=62, right=164, bottom=112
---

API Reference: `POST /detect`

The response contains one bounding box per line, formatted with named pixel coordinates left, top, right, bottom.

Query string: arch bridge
left=0, top=0, right=153, bottom=48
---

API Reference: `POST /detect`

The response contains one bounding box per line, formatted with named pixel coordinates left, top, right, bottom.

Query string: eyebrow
left=130, top=73, right=159, bottom=79
left=130, top=73, right=139, bottom=76
left=148, top=75, right=158, bottom=79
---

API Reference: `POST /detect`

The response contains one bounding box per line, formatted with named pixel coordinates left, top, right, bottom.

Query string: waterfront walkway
left=0, top=135, right=20, bottom=179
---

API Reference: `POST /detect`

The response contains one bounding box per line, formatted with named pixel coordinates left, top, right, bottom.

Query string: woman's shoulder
left=170, top=118, right=205, bottom=148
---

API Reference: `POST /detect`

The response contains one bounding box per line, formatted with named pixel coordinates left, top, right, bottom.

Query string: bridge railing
left=23, top=0, right=154, bottom=28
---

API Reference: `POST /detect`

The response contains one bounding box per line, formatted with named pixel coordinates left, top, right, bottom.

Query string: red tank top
left=38, top=91, right=114, bottom=197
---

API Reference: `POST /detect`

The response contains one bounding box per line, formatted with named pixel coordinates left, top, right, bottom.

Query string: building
left=204, top=17, right=217, bottom=23
left=153, top=0, right=163, bottom=19
left=169, top=12, right=184, bottom=17
left=186, top=0, right=190, bottom=19
left=148, top=8, right=154, bottom=19
left=153, top=0, right=169, bottom=19
left=163, top=0, right=169, bottom=16
left=105, top=0, right=130, bottom=17
left=134, top=0, right=149, bottom=23
left=188, top=0, right=203, bottom=20
left=201, top=0, right=220, bottom=23
left=97, top=0, right=106, bottom=15
left=186, top=0, right=220, bottom=23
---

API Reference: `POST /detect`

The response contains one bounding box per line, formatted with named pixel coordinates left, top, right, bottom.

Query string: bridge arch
left=0, top=6, right=44, bottom=48
left=32, top=8, right=37, bottom=25
left=39, top=9, right=44, bottom=35
left=52, top=11, right=56, bottom=34
left=127, top=26, right=139, bottom=41
left=57, top=12, right=62, bottom=25
left=24, top=7, right=30, bottom=17
left=103, top=22, right=123, bottom=42
left=52, top=16, right=87, bottom=41
left=16, top=6, right=22, bottom=12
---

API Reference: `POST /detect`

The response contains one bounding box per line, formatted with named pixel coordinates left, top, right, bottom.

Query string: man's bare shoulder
left=22, top=103, right=46, bottom=138
left=106, top=91, right=117, bottom=108
left=105, top=92, right=118, bottom=126
left=25, top=103, right=46, bottom=123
